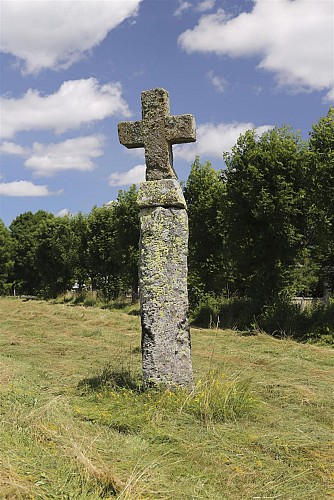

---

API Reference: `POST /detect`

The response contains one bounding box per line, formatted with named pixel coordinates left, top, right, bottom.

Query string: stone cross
left=118, top=88, right=196, bottom=388
left=118, top=88, right=196, bottom=181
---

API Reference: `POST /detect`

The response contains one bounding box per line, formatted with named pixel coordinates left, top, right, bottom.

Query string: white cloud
left=174, top=0, right=214, bottom=16
left=178, top=0, right=334, bottom=96
left=174, top=122, right=273, bottom=161
left=1, top=0, right=142, bottom=74
left=174, top=1, right=192, bottom=16
left=324, top=88, right=334, bottom=104
left=196, top=0, right=215, bottom=13
left=1, top=135, right=105, bottom=177
left=0, top=141, right=27, bottom=156
left=26, top=135, right=105, bottom=177
left=108, top=164, right=145, bottom=186
left=56, top=208, right=70, bottom=218
left=207, top=70, right=228, bottom=93
left=1, top=78, right=130, bottom=139
left=0, top=180, right=53, bottom=197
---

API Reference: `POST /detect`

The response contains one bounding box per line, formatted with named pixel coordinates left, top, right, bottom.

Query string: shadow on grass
left=78, top=364, right=142, bottom=392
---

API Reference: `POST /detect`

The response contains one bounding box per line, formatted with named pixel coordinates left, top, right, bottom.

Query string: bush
left=302, top=300, right=334, bottom=344
left=190, top=295, right=259, bottom=330
left=218, top=297, right=259, bottom=329
left=258, top=298, right=334, bottom=343
left=258, top=299, right=306, bottom=338
left=190, top=294, right=220, bottom=327
left=191, top=293, right=333, bottom=344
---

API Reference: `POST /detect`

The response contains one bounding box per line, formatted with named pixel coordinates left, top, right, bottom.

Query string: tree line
left=186, top=109, right=333, bottom=309
left=0, top=186, right=139, bottom=301
left=1, top=109, right=333, bottom=337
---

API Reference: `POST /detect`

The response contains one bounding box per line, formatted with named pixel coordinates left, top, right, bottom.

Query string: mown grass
left=0, top=297, right=333, bottom=499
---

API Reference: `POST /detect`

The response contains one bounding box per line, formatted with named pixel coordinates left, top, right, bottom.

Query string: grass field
left=0, top=297, right=333, bottom=499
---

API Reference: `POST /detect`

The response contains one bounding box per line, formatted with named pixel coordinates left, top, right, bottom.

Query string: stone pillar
left=118, top=88, right=196, bottom=389
left=138, top=179, right=193, bottom=388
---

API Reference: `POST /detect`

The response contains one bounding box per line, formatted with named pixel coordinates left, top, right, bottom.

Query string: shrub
left=258, top=299, right=305, bottom=338
left=218, top=297, right=259, bottom=329
left=258, top=298, right=334, bottom=343
left=302, top=299, right=334, bottom=344
left=190, top=295, right=259, bottom=330
left=190, top=294, right=220, bottom=327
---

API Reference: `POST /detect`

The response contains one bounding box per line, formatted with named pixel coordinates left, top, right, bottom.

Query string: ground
left=0, top=298, right=333, bottom=499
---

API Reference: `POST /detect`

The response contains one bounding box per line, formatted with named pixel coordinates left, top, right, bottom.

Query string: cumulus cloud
left=174, top=121, right=273, bottom=161
left=26, top=135, right=105, bottom=177
left=178, top=0, right=333, bottom=96
left=1, top=78, right=130, bottom=139
left=0, top=141, right=27, bottom=156
left=0, top=180, right=53, bottom=197
left=108, top=164, right=146, bottom=186
left=1, top=0, right=142, bottom=74
left=1, top=135, right=104, bottom=177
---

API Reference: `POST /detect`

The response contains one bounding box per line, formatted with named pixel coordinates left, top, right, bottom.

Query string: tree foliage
left=184, top=158, right=229, bottom=305
left=308, top=107, right=334, bottom=293
left=0, top=219, right=14, bottom=294
left=224, top=126, right=312, bottom=303
left=112, top=185, right=139, bottom=301
left=35, top=216, right=78, bottom=298
left=87, top=205, right=120, bottom=300
left=9, top=210, right=54, bottom=295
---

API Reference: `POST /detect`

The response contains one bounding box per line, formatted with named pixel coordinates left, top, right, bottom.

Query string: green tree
left=70, top=212, right=90, bottom=290
left=308, top=108, right=334, bottom=295
left=0, top=219, right=15, bottom=294
left=35, top=216, right=77, bottom=298
left=184, top=158, right=230, bottom=305
left=87, top=205, right=120, bottom=300
left=224, top=127, right=310, bottom=305
left=112, top=185, right=140, bottom=302
left=10, top=210, right=54, bottom=295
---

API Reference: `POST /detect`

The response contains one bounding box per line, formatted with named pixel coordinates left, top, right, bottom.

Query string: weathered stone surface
left=137, top=179, right=187, bottom=209
left=139, top=204, right=193, bottom=387
left=118, top=88, right=195, bottom=389
left=118, top=88, right=196, bottom=181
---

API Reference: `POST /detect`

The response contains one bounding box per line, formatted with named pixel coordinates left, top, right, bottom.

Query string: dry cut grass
left=0, top=297, right=333, bottom=499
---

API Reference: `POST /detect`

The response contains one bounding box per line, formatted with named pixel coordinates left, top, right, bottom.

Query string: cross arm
left=118, top=120, right=144, bottom=148
left=165, top=114, right=196, bottom=145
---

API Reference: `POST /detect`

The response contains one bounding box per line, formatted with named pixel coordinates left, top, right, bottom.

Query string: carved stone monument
left=118, top=88, right=196, bottom=388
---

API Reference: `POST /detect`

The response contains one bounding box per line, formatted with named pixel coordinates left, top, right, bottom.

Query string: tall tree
left=87, top=205, right=120, bottom=300
left=70, top=212, right=90, bottom=290
left=0, top=220, right=14, bottom=294
left=112, top=185, right=140, bottom=301
left=308, top=107, right=334, bottom=294
left=10, top=210, right=54, bottom=295
left=184, top=158, right=230, bottom=305
left=35, top=216, right=77, bottom=298
left=224, top=127, right=310, bottom=304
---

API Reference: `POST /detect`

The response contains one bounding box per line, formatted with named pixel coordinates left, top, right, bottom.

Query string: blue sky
left=1, top=0, right=333, bottom=227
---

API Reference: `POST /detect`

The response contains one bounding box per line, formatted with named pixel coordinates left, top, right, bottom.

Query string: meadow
left=0, top=297, right=333, bottom=499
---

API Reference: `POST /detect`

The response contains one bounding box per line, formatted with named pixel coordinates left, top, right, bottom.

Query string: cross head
left=118, top=88, right=196, bottom=181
